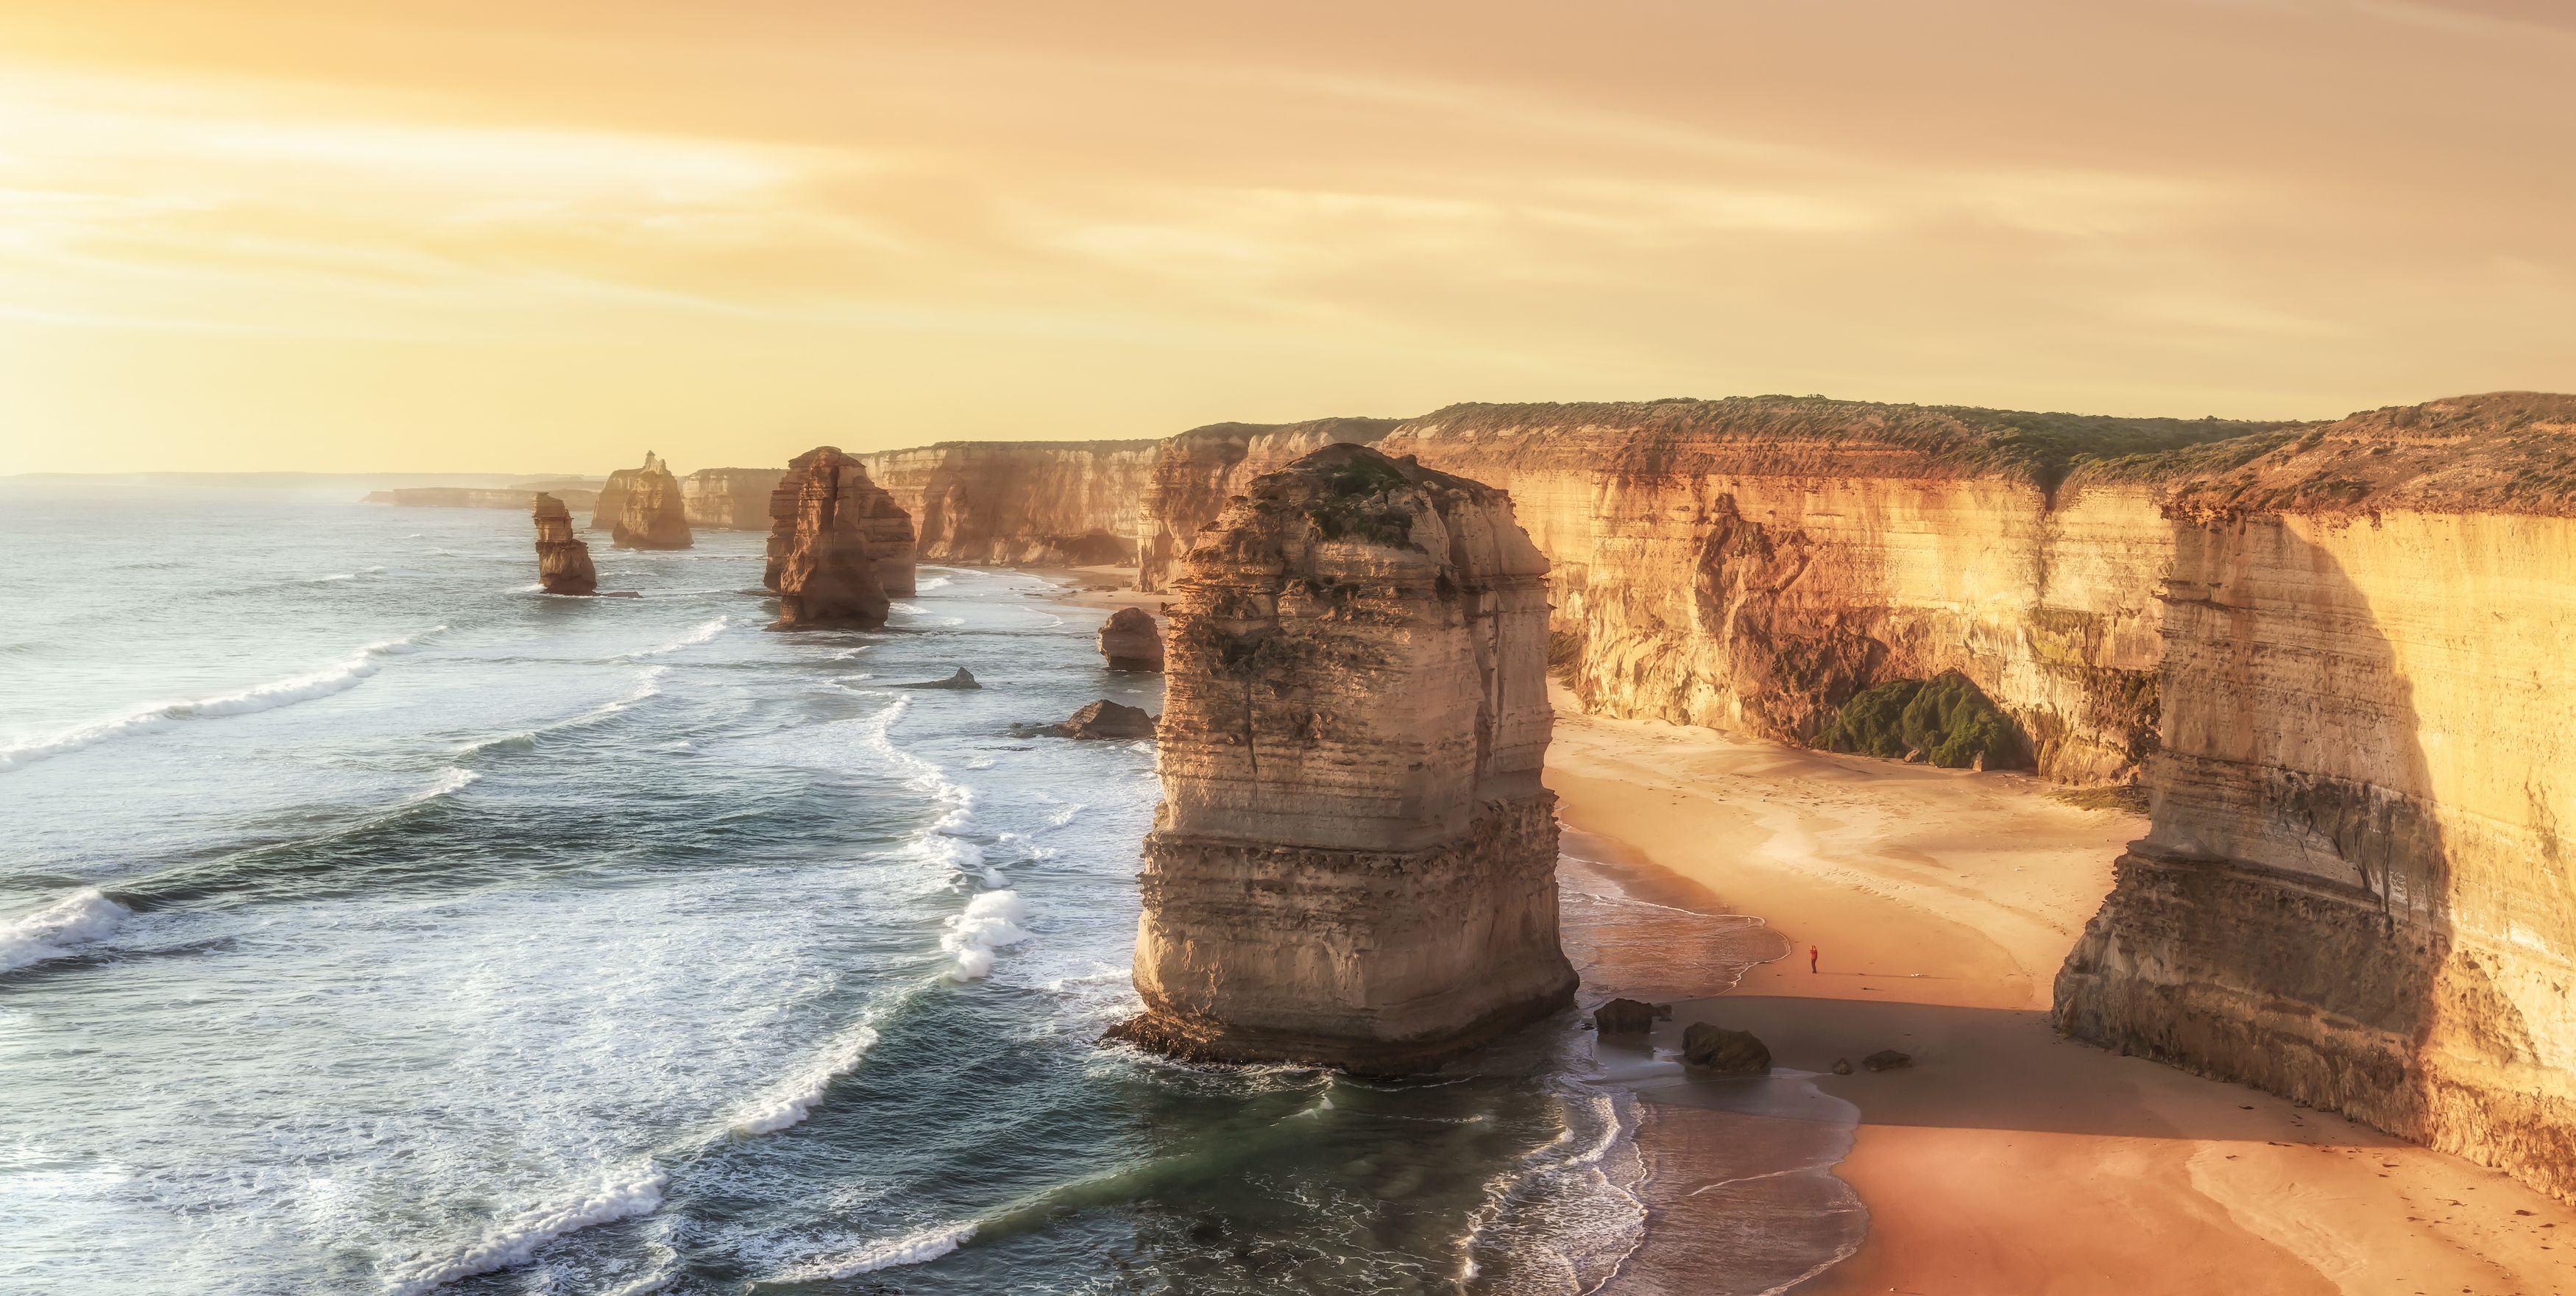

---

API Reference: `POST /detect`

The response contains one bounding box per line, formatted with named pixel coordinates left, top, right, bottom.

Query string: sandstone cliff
left=682, top=467, right=786, bottom=530
left=607, top=453, right=693, bottom=550
left=1111, top=443, right=1576, bottom=1071
left=858, top=440, right=1156, bottom=566
left=1135, top=417, right=1401, bottom=592
left=530, top=492, right=598, bottom=595
left=764, top=446, right=917, bottom=628
left=1370, top=398, right=2281, bottom=783
left=2053, top=392, right=2576, bottom=1203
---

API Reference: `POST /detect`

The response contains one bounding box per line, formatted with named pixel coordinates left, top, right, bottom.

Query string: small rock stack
left=531, top=493, right=598, bottom=595
left=1097, top=606, right=1164, bottom=672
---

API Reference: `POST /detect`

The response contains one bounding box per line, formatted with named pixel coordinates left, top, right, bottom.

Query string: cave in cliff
left=1111, top=442, right=1576, bottom=1072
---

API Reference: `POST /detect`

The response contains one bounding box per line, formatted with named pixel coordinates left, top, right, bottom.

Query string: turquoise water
left=0, top=484, right=1640, bottom=1295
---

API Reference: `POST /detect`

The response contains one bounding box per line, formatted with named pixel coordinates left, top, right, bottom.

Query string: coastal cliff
left=683, top=467, right=785, bottom=530
left=606, top=453, right=693, bottom=550
left=764, top=446, right=917, bottom=628
left=370, top=485, right=600, bottom=511
left=2053, top=393, right=2576, bottom=1202
left=530, top=492, right=597, bottom=595
left=859, top=441, right=1156, bottom=566
left=1111, top=444, right=1576, bottom=1071
left=1135, top=417, right=1401, bottom=592
left=1369, top=399, right=2279, bottom=783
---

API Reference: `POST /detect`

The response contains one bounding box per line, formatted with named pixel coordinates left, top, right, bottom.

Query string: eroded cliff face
left=2055, top=393, right=2576, bottom=1202
left=683, top=468, right=785, bottom=530
left=1135, top=417, right=1401, bottom=592
left=1113, top=444, right=1576, bottom=1071
left=531, top=493, right=598, bottom=595
left=859, top=441, right=1156, bottom=566
left=764, top=446, right=917, bottom=628
left=1370, top=400, right=2271, bottom=783
left=609, top=453, right=693, bottom=550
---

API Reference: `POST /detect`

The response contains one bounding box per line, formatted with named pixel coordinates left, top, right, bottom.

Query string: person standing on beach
left=1809, top=945, right=1819, bottom=973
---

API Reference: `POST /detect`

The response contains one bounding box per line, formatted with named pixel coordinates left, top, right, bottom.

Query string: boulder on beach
left=1593, top=999, right=1669, bottom=1035
left=1681, top=1022, right=1772, bottom=1074
left=1831, top=1058, right=1854, bottom=1075
left=1862, top=1049, right=1914, bottom=1072
left=891, top=668, right=980, bottom=690
left=1097, top=606, right=1165, bottom=672
left=1018, top=699, right=1158, bottom=740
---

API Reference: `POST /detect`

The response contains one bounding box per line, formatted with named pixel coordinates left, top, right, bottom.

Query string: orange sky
left=1, top=0, right=2571, bottom=473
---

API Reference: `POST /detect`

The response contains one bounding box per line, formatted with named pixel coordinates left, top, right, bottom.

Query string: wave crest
left=0, top=888, right=131, bottom=973
left=380, top=1164, right=666, bottom=1296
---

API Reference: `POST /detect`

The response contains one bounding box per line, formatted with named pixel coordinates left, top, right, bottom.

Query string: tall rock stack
left=765, top=446, right=919, bottom=630
left=610, top=453, right=694, bottom=550
left=1110, top=443, right=1574, bottom=1071
left=530, top=493, right=598, bottom=595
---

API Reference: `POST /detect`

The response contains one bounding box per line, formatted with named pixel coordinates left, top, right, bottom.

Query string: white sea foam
left=0, top=889, right=131, bottom=973
left=595, top=1274, right=670, bottom=1296
left=942, top=890, right=1030, bottom=980
left=0, top=629, right=440, bottom=773
left=457, top=667, right=665, bottom=757
left=727, top=1022, right=882, bottom=1137
left=779, top=1223, right=975, bottom=1281
left=310, top=573, right=355, bottom=584
left=380, top=1164, right=666, bottom=1296
left=623, top=617, right=728, bottom=660
left=916, top=575, right=953, bottom=591
left=407, top=768, right=480, bottom=804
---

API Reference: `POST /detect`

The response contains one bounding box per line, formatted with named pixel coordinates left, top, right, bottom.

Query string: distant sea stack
left=764, top=446, right=919, bottom=629
left=607, top=453, right=693, bottom=550
left=1097, top=606, right=1164, bottom=672
left=531, top=493, right=598, bottom=595
left=1109, top=443, right=1575, bottom=1071
left=682, top=467, right=787, bottom=530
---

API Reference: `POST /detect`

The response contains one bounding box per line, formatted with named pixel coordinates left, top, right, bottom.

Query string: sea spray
left=0, top=889, right=131, bottom=973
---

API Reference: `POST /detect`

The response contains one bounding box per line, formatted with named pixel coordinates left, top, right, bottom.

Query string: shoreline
left=1546, top=690, right=2576, bottom=1295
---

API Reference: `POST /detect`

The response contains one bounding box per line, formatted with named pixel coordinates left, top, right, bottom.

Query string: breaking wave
left=622, top=617, right=728, bottom=660
left=0, top=629, right=441, bottom=773
left=942, top=890, right=1030, bottom=980
left=0, top=889, right=132, bottom=974
left=727, top=1021, right=883, bottom=1137
left=380, top=1165, right=667, bottom=1296
left=777, top=1223, right=975, bottom=1282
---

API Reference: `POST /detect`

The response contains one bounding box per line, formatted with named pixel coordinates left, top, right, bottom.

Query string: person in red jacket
left=1809, top=945, right=1819, bottom=973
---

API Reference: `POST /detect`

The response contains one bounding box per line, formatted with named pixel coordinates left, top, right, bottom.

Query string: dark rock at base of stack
left=1097, top=606, right=1164, bottom=672
left=1682, top=1023, right=1772, bottom=1074
left=891, top=668, right=979, bottom=690
left=1017, top=700, right=1158, bottom=740
left=531, top=493, right=598, bottom=595
left=1593, top=999, right=1669, bottom=1035
left=610, top=453, right=694, bottom=550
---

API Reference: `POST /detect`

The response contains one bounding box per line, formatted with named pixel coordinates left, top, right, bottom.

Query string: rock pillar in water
left=764, top=446, right=919, bottom=629
left=610, top=453, right=694, bottom=550
left=531, top=493, right=598, bottom=595
left=1097, top=606, right=1164, bottom=672
left=1110, top=443, right=1575, bottom=1071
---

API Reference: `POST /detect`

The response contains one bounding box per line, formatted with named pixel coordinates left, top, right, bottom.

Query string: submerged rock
left=531, top=493, right=598, bottom=595
left=1097, top=606, right=1164, bottom=672
left=1019, top=700, right=1158, bottom=740
left=1593, top=999, right=1669, bottom=1035
left=1111, top=443, right=1574, bottom=1072
left=891, top=668, right=979, bottom=690
left=1682, top=1023, right=1772, bottom=1074
left=609, top=453, right=693, bottom=550
left=1861, top=1049, right=1914, bottom=1072
left=764, top=446, right=918, bottom=630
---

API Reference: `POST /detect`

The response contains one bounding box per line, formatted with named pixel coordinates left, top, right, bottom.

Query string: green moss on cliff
left=1820, top=672, right=2024, bottom=770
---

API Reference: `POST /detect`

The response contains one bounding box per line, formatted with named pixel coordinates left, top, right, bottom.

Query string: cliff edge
left=1110, top=443, right=1576, bottom=1071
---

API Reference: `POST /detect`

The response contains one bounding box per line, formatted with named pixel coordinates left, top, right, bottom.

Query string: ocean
left=0, top=483, right=1660, bottom=1296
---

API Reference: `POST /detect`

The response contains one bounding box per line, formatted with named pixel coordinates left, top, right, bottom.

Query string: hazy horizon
left=4, top=0, right=2572, bottom=473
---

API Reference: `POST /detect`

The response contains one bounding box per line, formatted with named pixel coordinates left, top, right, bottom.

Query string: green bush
left=1819, top=672, right=2023, bottom=770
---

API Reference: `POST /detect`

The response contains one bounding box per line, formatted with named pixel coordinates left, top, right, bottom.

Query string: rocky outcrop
left=530, top=493, right=598, bottom=595
left=892, top=668, right=980, bottom=690
left=606, top=453, right=693, bottom=550
left=682, top=467, right=785, bottom=530
left=1682, top=1024, right=1772, bottom=1074
left=763, top=447, right=916, bottom=629
left=1368, top=398, right=2287, bottom=784
left=1097, top=606, right=1164, bottom=672
left=1135, top=417, right=1402, bottom=591
left=1019, top=700, right=1158, bottom=740
left=859, top=440, right=1157, bottom=566
left=1593, top=999, right=1669, bottom=1034
left=1111, top=444, right=1576, bottom=1072
left=2053, top=393, right=2576, bottom=1203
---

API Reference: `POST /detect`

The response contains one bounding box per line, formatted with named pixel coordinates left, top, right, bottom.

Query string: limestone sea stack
left=1097, top=606, right=1164, bottom=672
left=1109, top=443, right=1576, bottom=1071
left=610, top=453, right=693, bottom=550
left=763, top=446, right=919, bottom=629
left=531, top=493, right=598, bottom=595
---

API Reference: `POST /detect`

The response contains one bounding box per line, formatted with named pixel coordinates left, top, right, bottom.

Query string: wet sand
left=1548, top=693, right=2576, bottom=1296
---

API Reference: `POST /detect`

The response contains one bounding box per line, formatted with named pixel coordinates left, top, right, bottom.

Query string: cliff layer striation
left=860, top=440, right=1156, bottom=566
left=1136, top=417, right=1401, bottom=592
left=682, top=467, right=786, bottom=530
left=531, top=493, right=598, bottom=595
left=1112, top=444, right=1575, bottom=1071
left=764, top=446, right=917, bottom=629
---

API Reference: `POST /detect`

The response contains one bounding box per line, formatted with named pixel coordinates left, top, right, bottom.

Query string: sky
left=1, top=0, right=2571, bottom=473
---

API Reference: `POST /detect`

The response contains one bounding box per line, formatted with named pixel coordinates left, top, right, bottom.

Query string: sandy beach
left=1547, top=693, right=2576, bottom=1296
